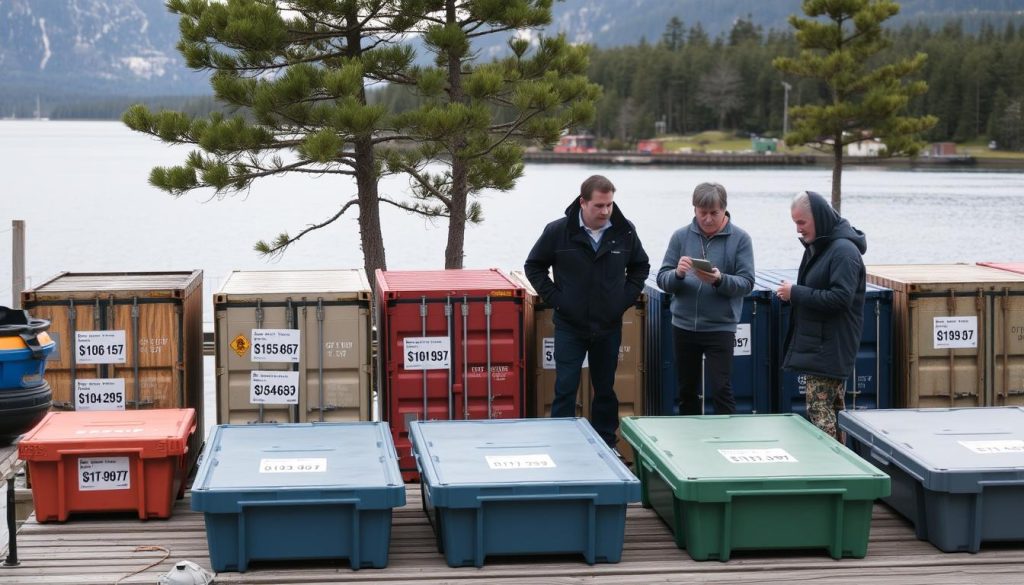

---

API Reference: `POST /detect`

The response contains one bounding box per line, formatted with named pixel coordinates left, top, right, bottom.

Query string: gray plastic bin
left=839, top=407, right=1024, bottom=552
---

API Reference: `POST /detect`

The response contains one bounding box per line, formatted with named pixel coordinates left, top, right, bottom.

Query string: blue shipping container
left=755, top=269, right=893, bottom=414
left=410, top=418, right=640, bottom=567
left=840, top=407, right=1024, bottom=552
left=643, top=277, right=772, bottom=416
left=191, top=422, right=406, bottom=572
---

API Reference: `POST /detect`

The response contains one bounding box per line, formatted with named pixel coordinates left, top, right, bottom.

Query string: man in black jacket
left=525, top=175, right=650, bottom=448
left=777, top=191, right=867, bottom=440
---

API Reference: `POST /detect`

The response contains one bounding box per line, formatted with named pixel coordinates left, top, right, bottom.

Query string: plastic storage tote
left=409, top=418, right=640, bottom=567
left=511, top=270, right=646, bottom=463
left=840, top=407, right=1024, bottom=552
left=191, top=422, right=405, bottom=572
left=643, top=277, right=772, bottom=416
left=621, top=414, right=890, bottom=561
left=755, top=269, right=894, bottom=414
left=0, top=306, right=55, bottom=388
left=18, top=409, right=196, bottom=522
left=0, top=381, right=53, bottom=444
left=375, top=269, right=526, bottom=480
left=214, top=269, right=373, bottom=424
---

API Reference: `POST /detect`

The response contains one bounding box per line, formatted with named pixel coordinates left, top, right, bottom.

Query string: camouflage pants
left=804, top=375, right=846, bottom=440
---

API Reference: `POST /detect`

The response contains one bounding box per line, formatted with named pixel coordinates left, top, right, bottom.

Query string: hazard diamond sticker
left=230, top=334, right=250, bottom=357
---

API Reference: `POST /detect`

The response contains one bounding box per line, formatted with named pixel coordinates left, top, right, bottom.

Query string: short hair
left=791, top=191, right=811, bottom=211
left=580, top=175, right=616, bottom=200
left=692, top=182, right=727, bottom=209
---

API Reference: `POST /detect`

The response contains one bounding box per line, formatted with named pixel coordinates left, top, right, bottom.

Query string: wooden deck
left=3, top=486, right=1022, bottom=585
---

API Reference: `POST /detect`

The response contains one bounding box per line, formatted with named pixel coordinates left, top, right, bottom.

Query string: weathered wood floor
left=3, top=486, right=1023, bottom=585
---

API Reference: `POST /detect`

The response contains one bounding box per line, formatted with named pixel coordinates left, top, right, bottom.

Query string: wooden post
left=12, top=220, right=25, bottom=309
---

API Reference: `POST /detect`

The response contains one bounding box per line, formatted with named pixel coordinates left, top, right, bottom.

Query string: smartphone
left=691, top=258, right=715, bottom=273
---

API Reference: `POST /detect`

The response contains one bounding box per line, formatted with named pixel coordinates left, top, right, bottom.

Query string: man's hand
left=695, top=266, right=720, bottom=285
left=777, top=280, right=793, bottom=302
left=675, top=256, right=693, bottom=278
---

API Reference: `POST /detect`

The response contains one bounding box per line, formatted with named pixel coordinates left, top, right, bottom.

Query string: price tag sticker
left=933, top=316, right=977, bottom=349
left=719, top=448, right=798, bottom=464
left=250, top=370, right=299, bottom=404
left=251, top=329, right=301, bottom=363
left=404, top=337, right=451, bottom=370
left=958, top=440, right=1024, bottom=454
left=75, top=330, right=126, bottom=364
left=74, top=379, right=126, bottom=411
left=485, top=454, right=556, bottom=470
left=542, top=337, right=556, bottom=370
left=78, top=456, right=130, bottom=491
left=734, top=323, right=752, bottom=356
left=259, top=458, right=328, bottom=473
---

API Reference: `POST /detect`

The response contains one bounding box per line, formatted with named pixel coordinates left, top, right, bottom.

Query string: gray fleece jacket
left=655, top=214, right=755, bottom=332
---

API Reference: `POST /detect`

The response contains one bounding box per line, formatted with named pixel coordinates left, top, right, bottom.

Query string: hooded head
left=790, top=191, right=867, bottom=254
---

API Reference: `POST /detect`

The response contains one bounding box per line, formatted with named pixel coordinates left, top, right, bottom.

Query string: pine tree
left=123, top=0, right=424, bottom=277
left=773, top=0, right=937, bottom=213
left=384, top=0, right=601, bottom=268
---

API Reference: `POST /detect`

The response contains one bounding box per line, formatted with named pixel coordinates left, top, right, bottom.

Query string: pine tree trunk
left=443, top=0, right=467, bottom=270
left=354, top=135, right=386, bottom=279
left=832, top=139, right=843, bottom=214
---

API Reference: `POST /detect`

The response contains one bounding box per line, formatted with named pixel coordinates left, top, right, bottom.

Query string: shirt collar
left=579, top=211, right=612, bottom=236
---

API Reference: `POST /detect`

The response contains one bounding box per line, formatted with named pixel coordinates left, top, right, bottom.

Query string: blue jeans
left=553, top=325, right=622, bottom=447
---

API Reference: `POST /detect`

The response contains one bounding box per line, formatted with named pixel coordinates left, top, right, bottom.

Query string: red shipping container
left=18, top=409, right=196, bottom=521
left=375, top=269, right=526, bottom=480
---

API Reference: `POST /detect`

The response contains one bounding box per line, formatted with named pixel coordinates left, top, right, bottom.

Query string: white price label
left=542, top=337, right=556, bottom=370
left=250, top=370, right=299, bottom=404
left=74, top=379, right=125, bottom=411
left=933, top=316, right=977, bottom=349
left=719, top=448, right=798, bottom=464
left=485, top=454, right=556, bottom=470
left=958, top=440, right=1024, bottom=454
left=734, top=323, right=751, bottom=356
left=404, top=337, right=451, bottom=370
left=259, top=458, right=328, bottom=473
left=75, top=330, right=127, bottom=364
left=251, top=329, right=301, bottom=363
left=78, top=457, right=130, bottom=491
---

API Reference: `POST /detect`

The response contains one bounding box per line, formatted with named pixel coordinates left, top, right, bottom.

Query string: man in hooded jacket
left=524, top=175, right=650, bottom=449
left=776, top=191, right=867, bottom=440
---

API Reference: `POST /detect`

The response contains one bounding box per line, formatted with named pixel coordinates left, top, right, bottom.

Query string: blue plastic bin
left=840, top=407, right=1024, bottom=553
left=0, top=307, right=55, bottom=388
left=410, top=418, right=640, bottom=567
left=755, top=269, right=893, bottom=414
left=191, top=422, right=406, bottom=572
left=643, top=277, right=772, bottom=415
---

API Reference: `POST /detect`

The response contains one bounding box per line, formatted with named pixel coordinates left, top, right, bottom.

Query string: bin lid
left=621, top=414, right=889, bottom=502
left=18, top=409, right=196, bottom=461
left=839, top=407, right=1024, bottom=493
left=410, top=418, right=639, bottom=507
left=192, top=422, right=403, bottom=493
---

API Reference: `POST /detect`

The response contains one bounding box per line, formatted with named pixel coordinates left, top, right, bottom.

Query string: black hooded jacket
left=782, top=192, right=867, bottom=379
left=524, top=197, right=650, bottom=336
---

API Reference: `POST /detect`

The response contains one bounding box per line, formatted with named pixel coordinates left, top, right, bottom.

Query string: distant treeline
left=47, top=95, right=229, bottom=120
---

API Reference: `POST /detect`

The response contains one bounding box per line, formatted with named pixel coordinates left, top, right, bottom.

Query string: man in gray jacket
left=776, top=191, right=867, bottom=440
left=656, top=182, right=755, bottom=415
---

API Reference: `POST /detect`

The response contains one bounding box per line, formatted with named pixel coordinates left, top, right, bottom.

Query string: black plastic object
left=0, top=306, right=51, bottom=359
left=0, top=381, right=52, bottom=444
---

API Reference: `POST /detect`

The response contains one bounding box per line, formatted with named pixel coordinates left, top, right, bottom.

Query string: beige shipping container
left=510, top=271, right=645, bottom=462
left=21, top=271, right=205, bottom=468
left=214, top=270, right=372, bottom=424
left=866, top=264, right=1024, bottom=408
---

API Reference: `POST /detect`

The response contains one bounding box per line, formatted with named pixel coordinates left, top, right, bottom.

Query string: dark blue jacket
left=524, top=197, right=650, bottom=336
left=783, top=192, right=867, bottom=379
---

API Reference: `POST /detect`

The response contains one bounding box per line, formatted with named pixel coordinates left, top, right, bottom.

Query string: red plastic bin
left=375, top=269, right=526, bottom=481
left=18, top=409, right=196, bottom=522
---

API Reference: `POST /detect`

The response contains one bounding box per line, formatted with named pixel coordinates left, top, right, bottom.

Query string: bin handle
left=977, top=478, right=1024, bottom=487
left=725, top=487, right=847, bottom=498
left=57, top=447, right=144, bottom=456
left=239, top=497, right=361, bottom=508
left=477, top=492, right=598, bottom=504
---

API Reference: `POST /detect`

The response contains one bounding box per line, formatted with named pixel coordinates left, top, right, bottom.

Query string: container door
left=299, top=299, right=371, bottom=422
left=109, top=299, right=181, bottom=410
left=24, top=301, right=101, bottom=410
left=992, top=288, right=1024, bottom=406
left=908, top=290, right=985, bottom=408
left=643, top=282, right=676, bottom=416
left=219, top=301, right=297, bottom=424
left=534, top=304, right=585, bottom=418
left=454, top=296, right=523, bottom=422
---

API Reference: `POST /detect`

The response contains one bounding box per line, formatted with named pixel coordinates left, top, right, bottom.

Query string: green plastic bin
left=621, top=414, right=890, bottom=561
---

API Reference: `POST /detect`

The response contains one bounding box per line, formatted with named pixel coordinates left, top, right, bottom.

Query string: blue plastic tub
left=410, top=418, right=640, bottom=567
left=755, top=269, right=893, bottom=414
left=840, top=407, right=1024, bottom=553
left=191, top=422, right=406, bottom=572
left=0, top=307, right=55, bottom=388
left=643, top=277, right=772, bottom=415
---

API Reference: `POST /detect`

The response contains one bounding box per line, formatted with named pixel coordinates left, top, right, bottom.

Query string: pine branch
left=255, top=198, right=359, bottom=257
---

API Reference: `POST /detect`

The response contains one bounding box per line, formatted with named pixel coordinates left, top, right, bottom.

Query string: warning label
left=230, top=334, right=250, bottom=357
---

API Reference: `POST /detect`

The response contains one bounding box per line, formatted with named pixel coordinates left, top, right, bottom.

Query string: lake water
left=2, top=121, right=1023, bottom=437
